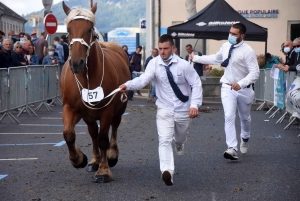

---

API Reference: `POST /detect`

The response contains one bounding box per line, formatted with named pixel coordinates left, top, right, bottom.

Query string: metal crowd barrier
left=253, top=68, right=299, bottom=130
left=254, top=70, right=265, bottom=109
left=0, top=65, right=61, bottom=124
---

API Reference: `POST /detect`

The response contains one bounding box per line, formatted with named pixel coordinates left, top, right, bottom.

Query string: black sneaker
left=162, top=170, right=173, bottom=186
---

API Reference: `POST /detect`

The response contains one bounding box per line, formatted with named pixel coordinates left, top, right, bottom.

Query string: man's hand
left=119, top=84, right=127, bottom=93
left=231, top=83, right=241, bottom=91
left=189, top=52, right=195, bottom=61
left=282, top=65, right=289, bottom=72
left=189, top=107, right=198, bottom=118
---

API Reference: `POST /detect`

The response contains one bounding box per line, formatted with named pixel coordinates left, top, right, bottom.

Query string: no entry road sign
left=44, top=13, right=58, bottom=35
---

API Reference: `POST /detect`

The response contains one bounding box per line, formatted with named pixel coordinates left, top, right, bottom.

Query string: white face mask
left=283, top=47, right=290, bottom=53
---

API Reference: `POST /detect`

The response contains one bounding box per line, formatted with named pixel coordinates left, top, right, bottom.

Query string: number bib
left=82, top=87, right=104, bottom=103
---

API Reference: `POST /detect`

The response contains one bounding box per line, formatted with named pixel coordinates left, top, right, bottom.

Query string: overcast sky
left=2, top=0, right=62, bottom=16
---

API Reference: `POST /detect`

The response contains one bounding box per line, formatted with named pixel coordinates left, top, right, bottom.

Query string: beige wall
left=150, top=0, right=300, bottom=60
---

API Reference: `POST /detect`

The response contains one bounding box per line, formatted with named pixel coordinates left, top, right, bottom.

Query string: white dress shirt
left=192, top=41, right=259, bottom=88
left=125, top=54, right=203, bottom=112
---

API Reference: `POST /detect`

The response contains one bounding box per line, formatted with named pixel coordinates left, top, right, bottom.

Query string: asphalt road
left=0, top=98, right=299, bottom=201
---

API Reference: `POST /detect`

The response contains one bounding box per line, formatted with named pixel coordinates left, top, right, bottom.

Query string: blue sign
left=108, top=28, right=137, bottom=53
left=141, top=20, right=146, bottom=29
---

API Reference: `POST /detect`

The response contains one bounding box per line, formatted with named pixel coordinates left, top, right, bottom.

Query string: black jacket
left=0, top=48, right=14, bottom=68
left=289, top=52, right=300, bottom=71
left=12, top=51, right=27, bottom=66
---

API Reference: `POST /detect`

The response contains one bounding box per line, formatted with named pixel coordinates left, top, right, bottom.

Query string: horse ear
left=62, top=1, right=71, bottom=15
left=91, top=3, right=97, bottom=14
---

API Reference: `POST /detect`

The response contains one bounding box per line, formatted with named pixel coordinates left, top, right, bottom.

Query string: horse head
left=63, top=1, right=97, bottom=74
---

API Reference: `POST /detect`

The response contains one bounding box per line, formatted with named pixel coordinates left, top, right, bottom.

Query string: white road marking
left=41, top=117, right=62, bottom=119
left=0, top=158, right=38, bottom=161
left=19, top=124, right=87, bottom=126
left=212, top=192, right=216, bottom=201
left=0, top=174, right=8, bottom=179
left=0, top=132, right=86, bottom=135
left=0, top=141, right=66, bottom=147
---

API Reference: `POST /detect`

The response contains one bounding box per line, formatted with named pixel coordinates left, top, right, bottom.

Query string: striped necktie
left=164, top=63, right=189, bottom=102
left=221, top=44, right=235, bottom=67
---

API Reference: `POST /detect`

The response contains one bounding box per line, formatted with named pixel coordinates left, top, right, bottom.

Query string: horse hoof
left=108, top=157, right=118, bottom=167
left=93, top=175, right=110, bottom=183
left=86, top=164, right=99, bottom=172
left=73, top=154, right=88, bottom=169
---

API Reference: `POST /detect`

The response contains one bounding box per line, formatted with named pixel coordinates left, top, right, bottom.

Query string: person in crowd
left=51, top=44, right=59, bottom=57
left=34, top=31, right=48, bottom=64
left=25, top=45, right=38, bottom=65
left=278, top=37, right=300, bottom=72
left=119, top=34, right=202, bottom=186
left=276, top=40, right=296, bottom=71
left=22, top=33, right=32, bottom=54
left=0, top=39, right=13, bottom=68
left=190, top=23, right=259, bottom=160
left=0, top=30, right=5, bottom=37
left=263, top=53, right=281, bottom=69
left=11, top=41, right=27, bottom=66
left=7, top=30, right=15, bottom=50
left=122, top=45, right=134, bottom=100
left=144, top=48, right=159, bottom=102
left=42, top=46, right=64, bottom=65
left=54, top=36, right=64, bottom=62
left=145, top=48, right=159, bottom=69
left=60, top=35, right=69, bottom=62
left=19, top=32, right=25, bottom=39
left=185, top=44, right=204, bottom=79
left=130, top=46, right=143, bottom=96
left=173, top=46, right=182, bottom=58
left=31, top=32, right=39, bottom=45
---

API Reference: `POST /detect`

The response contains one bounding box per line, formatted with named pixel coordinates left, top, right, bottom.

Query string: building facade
left=146, top=0, right=300, bottom=61
left=0, top=2, right=27, bottom=37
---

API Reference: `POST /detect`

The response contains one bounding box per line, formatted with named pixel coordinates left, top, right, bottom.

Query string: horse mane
left=65, top=7, right=96, bottom=25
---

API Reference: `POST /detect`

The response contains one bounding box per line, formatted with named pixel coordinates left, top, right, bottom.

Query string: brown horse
left=60, top=1, right=130, bottom=183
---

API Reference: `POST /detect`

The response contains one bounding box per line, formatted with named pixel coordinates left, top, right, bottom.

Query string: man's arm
left=184, top=61, right=202, bottom=118
left=191, top=46, right=224, bottom=65
left=119, top=58, right=156, bottom=91
left=236, top=49, right=260, bottom=88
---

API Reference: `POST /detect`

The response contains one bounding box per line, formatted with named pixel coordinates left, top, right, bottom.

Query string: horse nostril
left=80, top=59, right=85, bottom=66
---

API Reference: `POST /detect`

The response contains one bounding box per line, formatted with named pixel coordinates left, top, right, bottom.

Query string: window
left=291, top=23, right=300, bottom=41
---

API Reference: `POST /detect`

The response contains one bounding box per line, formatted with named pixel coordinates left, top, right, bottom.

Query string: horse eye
left=89, top=29, right=92, bottom=33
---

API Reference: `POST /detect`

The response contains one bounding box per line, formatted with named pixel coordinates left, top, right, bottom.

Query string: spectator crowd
left=0, top=30, right=69, bottom=68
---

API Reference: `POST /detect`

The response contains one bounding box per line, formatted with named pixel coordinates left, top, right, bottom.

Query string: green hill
left=24, top=0, right=146, bottom=34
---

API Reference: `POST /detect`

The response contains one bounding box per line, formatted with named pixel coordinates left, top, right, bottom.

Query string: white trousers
left=156, top=108, right=190, bottom=174
left=221, top=84, right=255, bottom=151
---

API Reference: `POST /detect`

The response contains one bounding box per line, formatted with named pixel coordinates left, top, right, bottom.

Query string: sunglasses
left=294, top=45, right=300, bottom=48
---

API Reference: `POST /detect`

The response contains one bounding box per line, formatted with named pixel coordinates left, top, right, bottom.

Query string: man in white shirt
left=190, top=23, right=259, bottom=160
left=119, top=34, right=202, bottom=186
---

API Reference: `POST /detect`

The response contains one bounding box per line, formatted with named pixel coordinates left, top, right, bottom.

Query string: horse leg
left=107, top=113, right=122, bottom=167
left=85, top=121, right=101, bottom=172
left=63, top=105, right=88, bottom=168
left=94, top=116, right=113, bottom=183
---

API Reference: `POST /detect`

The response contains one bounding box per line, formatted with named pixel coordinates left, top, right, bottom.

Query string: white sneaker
left=240, top=137, right=249, bottom=154
left=223, top=148, right=238, bottom=160
left=175, top=144, right=184, bottom=156
left=162, top=170, right=173, bottom=186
